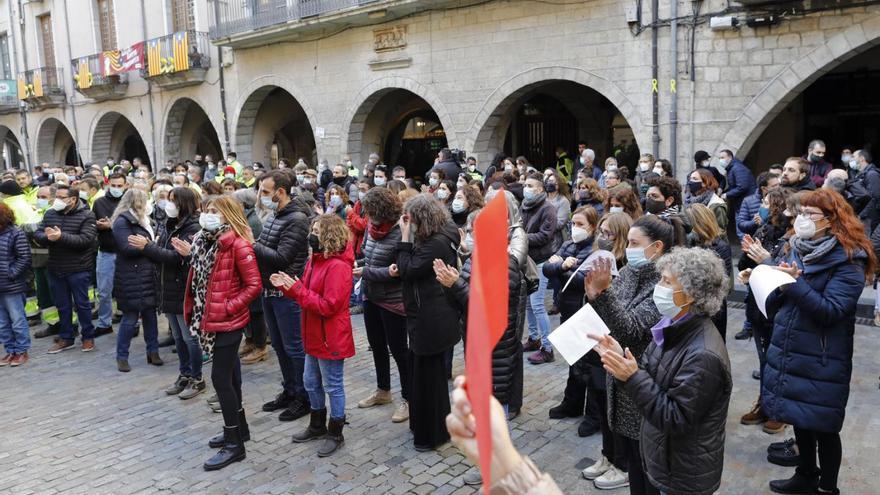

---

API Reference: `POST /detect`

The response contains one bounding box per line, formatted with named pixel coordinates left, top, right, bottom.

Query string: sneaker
left=165, top=375, right=190, bottom=396
left=357, top=389, right=392, bottom=408
left=207, top=393, right=220, bottom=405
left=0, top=354, right=12, bottom=366
left=874, top=311, right=880, bottom=327
left=522, top=338, right=541, bottom=352
left=593, top=465, right=629, bottom=490
left=462, top=470, right=482, bottom=485
left=740, top=401, right=768, bottom=425
left=179, top=378, right=207, bottom=400
left=734, top=328, right=752, bottom=340
left=241, top=347, right=268, bottom=365
left=238, top=341, right=255, bottom=357
left=763, top=420, right=786, bottom=435
left=81, top=340, right=95, bottom=352
left=391, top=401, right=410, bottom=423
left=47, top=341, right=75, bottom=354
left=581, top=456, right=612, bottom=480
left=527, top=348, right=554, bottom=365
left=9, top=353, right=28, bottom=367
left=262, top=391, right=291, bottom=412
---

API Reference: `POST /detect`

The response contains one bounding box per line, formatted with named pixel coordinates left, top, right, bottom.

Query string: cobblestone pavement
left=3, top=307, right=879, bottom=495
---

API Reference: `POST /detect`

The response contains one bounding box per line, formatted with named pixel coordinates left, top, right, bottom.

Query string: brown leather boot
left=762, top=420, right=787, bottom=434
left=740, top=400, right=767, bottom=425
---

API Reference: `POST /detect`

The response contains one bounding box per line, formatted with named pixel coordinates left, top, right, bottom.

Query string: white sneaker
left=593, top=466, right=629, bottom=490
left=581, top=456, right=612, bottom=480
left=391, top=401, right=410, bottom=423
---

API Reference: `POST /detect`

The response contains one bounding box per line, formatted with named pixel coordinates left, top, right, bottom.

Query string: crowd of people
left=0, top=139, right=874, bottom=493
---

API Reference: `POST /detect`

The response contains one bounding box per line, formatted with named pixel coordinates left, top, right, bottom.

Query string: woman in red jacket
left=271, top=214, right=355, bottom=457
left=181, top=196, right=260, bottom=471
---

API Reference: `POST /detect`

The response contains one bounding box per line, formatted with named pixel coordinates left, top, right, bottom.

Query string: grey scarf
left=789, top=234, right=837, bottom=265
left=685, top=189, right=713, bottom=206
left=521, top=191, right=547, bottom=210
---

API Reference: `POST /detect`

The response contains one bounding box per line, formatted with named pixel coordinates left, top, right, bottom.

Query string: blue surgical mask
left=108, top=187, right=124, bottom=198
left=373, top=177, right=386, bottom=187
left=718, top=158, right=729, bottom=168
left=451, top=198, right=466, bottom=213
left=329, top=195, right=343, bottom=207
left=429, top=178, right=439, bottom=187
left=609, top=206, right=624, bottom=214
left=156, top=200, right=169, bottom=212
left=758, top=206, right=770, bottom=222
left=261, top=195, right=278, bottom=210
left=626, top=244, right=657, bottom=267
left=199, top=213, right=222, bottom=231
left=523, top=188, right=536, bottom=201
left=653, top=284, right=685, bottom=318
left=436, top=189, right=449, bottom=200
left=36, top=198, right=49, bottom=210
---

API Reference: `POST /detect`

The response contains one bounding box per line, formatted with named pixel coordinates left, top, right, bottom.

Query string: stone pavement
left=2, top=307, right=879, bottom=495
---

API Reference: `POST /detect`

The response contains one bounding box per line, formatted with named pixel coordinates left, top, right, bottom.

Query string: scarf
left=130, top=209, right=155, bottom=240
left=684, top=189, right=713, bottom=206
left=368, top=221, right=393, bottom=240
left=789, top=233, right=837, bottom=265
left=521, top=191, right=547, bottom=210
left=188, top=225, right=231, bottom=354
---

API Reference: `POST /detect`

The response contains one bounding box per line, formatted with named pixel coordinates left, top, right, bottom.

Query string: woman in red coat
left=271, top=214, right=355, bottom=457
left=180, top=196, right=260, bottom=471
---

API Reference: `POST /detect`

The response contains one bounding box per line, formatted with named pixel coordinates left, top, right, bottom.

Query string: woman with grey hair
left=396, top=193, right=462, bottom=451
left=592, top=246, right=732, bottom=495
left=111, top=189, right=162, bottom=372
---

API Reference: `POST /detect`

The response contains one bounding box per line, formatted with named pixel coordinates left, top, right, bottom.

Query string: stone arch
left=720, top=15, right=880, bottom=156
left=0, top=125, right=24, bottom=170
left=162, top=96, right=223, bottom=162
left=231, top=75, right=318, bottom=165
left=35, top=117, right=78, bottom=166
left=467, top=66, right=647, bottom=162
left=89, top=111, right=150, bottom=164
left=341, top=76, right=458, bottom=166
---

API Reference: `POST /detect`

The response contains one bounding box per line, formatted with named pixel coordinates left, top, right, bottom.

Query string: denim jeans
left=526, top=262, right=552, bottom=349
left=95, top=251, right=116, bottom=328
left=167, top=313, right=202, bottom=379
left=116, top=309, right=159, bottom=360
left=48, top=270, right=95, bottom=343
left=0, top=293, right=30, bottom=354
left=304, top=355, right=346, bottom=420
left=263, top=295, right=306, bottom=397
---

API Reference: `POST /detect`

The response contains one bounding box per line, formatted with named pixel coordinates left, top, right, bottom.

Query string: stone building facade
left=0, top=0, right=877, bottom=179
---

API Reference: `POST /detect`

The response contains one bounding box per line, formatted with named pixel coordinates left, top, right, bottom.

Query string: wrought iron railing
left=144, top=30, right=211, bottom=78
left=70, top=53, right=128, bottom=90
left=208, top=0, right=380, bottom=39
left=17, top=67, right=64, bottom=99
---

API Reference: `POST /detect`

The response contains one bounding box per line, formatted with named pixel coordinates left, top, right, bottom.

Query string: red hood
left=310, top=240, right=355, bottom=265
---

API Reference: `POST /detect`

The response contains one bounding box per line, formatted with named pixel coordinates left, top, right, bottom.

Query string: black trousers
left=558, top=303, right=602, bottom=427
left=363, top=300, right=410, bottom=400
left=211, top=330, right=244, bottom=429
left=597, top=389, right=627, bottom=470
left=244, top=310, right=267, bottom=348
left=409, top=350, right=451, bottom=449
left=622, top=436, right=660, bottom=495
left=795, top=426, right=842, bottom=491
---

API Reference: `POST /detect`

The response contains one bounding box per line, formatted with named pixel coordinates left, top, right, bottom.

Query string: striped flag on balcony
left=147, top=39, right=162, bottom=77
left=75, top=59, right=92, bottom=89
left=17, top=75, right=26, bottom=100
left=173, top=32, right=189, bottom=72
left=32, top=72, right=43, bottom=98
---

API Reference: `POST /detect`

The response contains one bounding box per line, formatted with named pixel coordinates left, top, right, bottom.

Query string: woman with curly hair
left=271, top=214, right=355, bottom=458
left=593, top=246, right=732, bottom=495
left=573, top=178, right=606, bottom=215
left=324, top=184, right=351, bottom=220
left=450, top=184, right=484, bottom=229
left=604, top=185, right=643, bottom=221
left=396, top=194, right=462, bottom=451
left=354, top=187, right=411, bottom=423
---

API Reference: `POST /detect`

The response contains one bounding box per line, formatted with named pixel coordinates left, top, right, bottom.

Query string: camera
left=444, top=148, right=467, bottom=164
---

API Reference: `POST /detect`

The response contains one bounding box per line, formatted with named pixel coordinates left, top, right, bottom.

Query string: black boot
left=209, top=409, right=250, bottom=448
left=203, top=426, right=246, bottom=471
left=769, top=471, right=819, bottom=494
left=292, top=409, right=328, bottom=443
left=548, top=401, right=581, bottom=419
left=279, top=395, right=310, bottom=422
left=317, top=416, right=345, bottom=457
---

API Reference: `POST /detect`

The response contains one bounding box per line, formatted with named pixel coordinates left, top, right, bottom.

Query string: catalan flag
left=32, top=72, right=43, bottom=97
left=17, top=74, right=26, bottom=100
left=173, top=31, right=189, bottom=72
left=147, top=39, right=162, bottom=77
left=76, top=59, right=91, bottom=89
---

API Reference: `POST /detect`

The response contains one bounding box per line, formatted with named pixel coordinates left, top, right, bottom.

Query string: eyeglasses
left=600, top=229, right=615, bottom=239
left=798, top=210, right=825, bottom=220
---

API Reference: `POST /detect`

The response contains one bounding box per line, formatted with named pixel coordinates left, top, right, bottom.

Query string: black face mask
left=687, top=181, right=703, bottom=195
left=809, top=154, right=821, bottom=164
left=597, top=237, right=615, bottom=252
left=308, top=233, right=321, bottom=252
left=545, top=182, right=557, bottom=193
left=332, top=176, right=347, bottom=186
left=645, top=197, right=667, bottom=215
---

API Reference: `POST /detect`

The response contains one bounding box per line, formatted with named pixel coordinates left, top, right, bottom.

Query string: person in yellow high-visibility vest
left=0, top=180, right=40, bottom=226
left=14, top=169, right=39, bottom=206
left=226, top=152, right=244, bottom=179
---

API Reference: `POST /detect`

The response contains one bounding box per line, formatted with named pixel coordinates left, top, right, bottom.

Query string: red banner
left=101, top=42, right=144, bottom=76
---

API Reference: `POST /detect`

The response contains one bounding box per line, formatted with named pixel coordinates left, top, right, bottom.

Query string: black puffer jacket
left=446, top=254, right=523, bottom=404
left=111, top=212, right=158, bottom=312
left=361, top=224, right=403, bottom=305
left=542, top=237, right=594, bottom=308
left=254, top=198, right=313, bottom=286
left=0, top=225, right=32, bottom=295
left=623, top=315, right=731, bottom=495
left=397, top=221, right=462, bottom=355
left=33, top=198, right=97, bottom=274
left=142, top=214, right=200, bottom=314
left=520, top=195, right=557, bottom=264
left=92, top=195, right=121, bottom=252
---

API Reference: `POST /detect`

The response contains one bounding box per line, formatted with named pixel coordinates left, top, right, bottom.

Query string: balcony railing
left=144, top=30, right=211, bottom=78
left=17, top=67, right=65, bottom=103
left=0, top=89, right=18, bottom=114
left=209, top=0, right=380, bottom=39
left=71, top=53, right=128, bottom=96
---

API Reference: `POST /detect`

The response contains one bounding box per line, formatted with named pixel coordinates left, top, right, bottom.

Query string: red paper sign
left=464, top=192, right=509, bottom=493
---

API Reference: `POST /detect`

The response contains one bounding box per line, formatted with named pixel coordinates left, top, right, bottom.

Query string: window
left=0, top=34, right=11, bottom=79
left=171, top=0, right=195, bottom=32
left=38, top=14, right=55, bottom=68
left=97, top=0, right=117, bottom=50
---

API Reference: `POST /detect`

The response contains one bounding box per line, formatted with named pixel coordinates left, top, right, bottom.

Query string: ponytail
left=632, top=215, right=685, bottom=253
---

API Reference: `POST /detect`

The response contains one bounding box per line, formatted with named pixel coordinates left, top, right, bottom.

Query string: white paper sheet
left=750, top=264, right=796, bottom=318
left=548, top=303, right=610, bottom=365
left=560, top=250, right=619, bottom=293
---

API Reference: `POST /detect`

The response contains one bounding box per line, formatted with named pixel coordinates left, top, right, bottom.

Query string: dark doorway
left=504, top=95, right=577, bottom=170
left=383, top=110, right=447, bottom=179
left=123, top=134, right=150, bottom=165
left=63, top=144, right=81, bottom=167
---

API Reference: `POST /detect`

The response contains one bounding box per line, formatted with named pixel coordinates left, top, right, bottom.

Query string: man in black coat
left=253, top=170, right=314, bottom=421
left=780, top=157, right=817, bottom=192
left=432, top=149, right=463, bottom=181
left=91, top=173, right=127, bottom=336
left=852, top=149, right=880, bottom=233
left=34, top=185, right=98, bottom=353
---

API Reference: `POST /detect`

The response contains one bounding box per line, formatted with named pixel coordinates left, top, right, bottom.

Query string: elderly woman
left=593, top=247, right=732, bottom=495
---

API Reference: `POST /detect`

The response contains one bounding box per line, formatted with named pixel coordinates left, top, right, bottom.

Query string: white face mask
left=373, top=177, right=386, bottom=187
left=609, top=206, right=624, bottom=214
left=571, top=226, right=590, bottom=244
left=653, top=284, right=685, bottom=318
left=606, top=164, right=617, bottom=172
left=165, top=202, right=179, bottom=218
left=52, top=198, right=69, bottom=211
left=639, top=162, right=651, bottom=172
left=653, top=167, right=664, bottom=176
left=793, top=213, right=822, bottom=239
left=436, top=189, right=449, bottom=200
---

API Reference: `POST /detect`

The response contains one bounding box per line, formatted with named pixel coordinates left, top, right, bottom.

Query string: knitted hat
left=223, top=166, right=237, bottom=176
